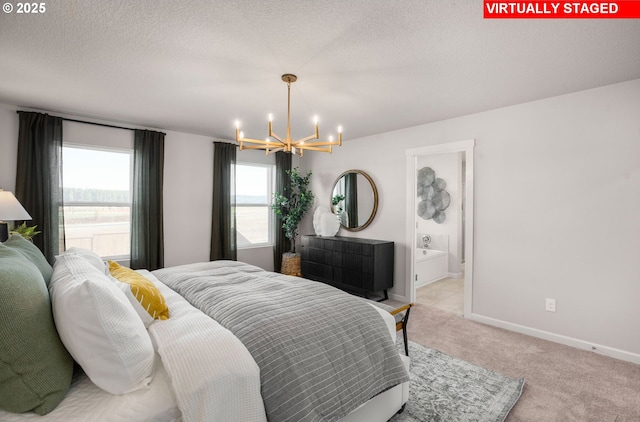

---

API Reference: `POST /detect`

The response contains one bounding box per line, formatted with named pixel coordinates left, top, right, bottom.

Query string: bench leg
left=402, top=307, right=412, bottom=356
left=403, top=327, right=409, bottom=356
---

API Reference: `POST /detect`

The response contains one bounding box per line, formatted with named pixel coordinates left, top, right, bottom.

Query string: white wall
left=0, top=104, right=20, bottom=191
left=64, top=120, right=134, bottom=149
left=301, top=79, right=640, bottom=360
left=162, top=130, right=214, bottom=267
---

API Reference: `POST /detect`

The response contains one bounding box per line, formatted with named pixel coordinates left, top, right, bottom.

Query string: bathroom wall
left=416, top=152, right=462, bottom=276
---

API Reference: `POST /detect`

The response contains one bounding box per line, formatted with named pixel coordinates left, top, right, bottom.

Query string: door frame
left=405, top=139, right=475, bottom=317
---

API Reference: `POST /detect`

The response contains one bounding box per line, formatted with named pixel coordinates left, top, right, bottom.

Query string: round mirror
left=330, top=170, right=378, bottom=232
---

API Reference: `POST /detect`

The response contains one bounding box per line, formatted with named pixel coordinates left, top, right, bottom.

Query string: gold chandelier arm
left=294, top=145, right=333, bottom=153
left=238, top=137, right=283, bottom=154
left=240, top=144, right=282, bottom=155
left=238, top=137, right=273, bottom=145
left=294, top=140, right=339, bottom=147
left=296, top=133, right=319, bottom=144
left=239, top=145, right=268, bottom=150
left=239, top=144, right=286, bottom=156
left=269, top=131, right=286, bottom=144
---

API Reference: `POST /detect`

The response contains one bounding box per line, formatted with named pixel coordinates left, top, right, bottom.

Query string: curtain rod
left=17, top=111, right=166, bottom=134
left=213, top=140, right=240, bottom=148
left=62, top=117, right=137, bottom=132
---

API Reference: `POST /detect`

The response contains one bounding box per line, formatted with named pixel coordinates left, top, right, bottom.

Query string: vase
left=312, top=206, right=339, bottom=237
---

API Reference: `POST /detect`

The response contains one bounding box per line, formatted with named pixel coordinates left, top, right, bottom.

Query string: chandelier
left=235, top=74, right=342, bottom=156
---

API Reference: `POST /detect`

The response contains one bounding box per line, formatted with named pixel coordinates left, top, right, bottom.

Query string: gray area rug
left=389, top=341, right=525, bottom=422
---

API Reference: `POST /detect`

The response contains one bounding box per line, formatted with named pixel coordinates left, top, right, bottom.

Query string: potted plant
left=272, top=167, right=314, bottom=275
left=10, top=222, right=41, bottom=242
left=332, top=193, right=346, bottom=224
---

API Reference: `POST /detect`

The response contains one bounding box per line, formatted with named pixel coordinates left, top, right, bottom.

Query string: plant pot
left=281, top=252, right=301, bottom=276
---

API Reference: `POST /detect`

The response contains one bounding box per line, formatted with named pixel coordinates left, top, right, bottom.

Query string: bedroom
left=1, top=1, right=639, bottom=421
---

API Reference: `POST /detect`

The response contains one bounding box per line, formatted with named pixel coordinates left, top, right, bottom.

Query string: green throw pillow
left=0, top=246, right=73, bottom=415
left=3, top=235, right=53, bottom=286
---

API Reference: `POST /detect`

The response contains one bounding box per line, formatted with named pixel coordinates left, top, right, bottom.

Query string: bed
left=0, top=240, right=409, bottom=422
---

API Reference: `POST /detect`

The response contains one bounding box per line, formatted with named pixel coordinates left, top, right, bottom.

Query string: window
left=236, top=163, right=274, bottom=248
left=62, top=145, right=132, bottom=259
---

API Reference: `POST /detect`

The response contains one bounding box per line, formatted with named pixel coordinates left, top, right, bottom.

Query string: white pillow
left=61, top=247, right=107, bottom=274
left=49, top=253, right=155, bottom=394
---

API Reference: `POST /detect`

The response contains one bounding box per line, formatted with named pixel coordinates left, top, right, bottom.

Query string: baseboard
left=468, top=312, right=640, bottom=365
left=414, top=275, right=447, bottom=289
left=447, top=271, right=463, bottom=279
left=388, top=292, right=409, bottom=303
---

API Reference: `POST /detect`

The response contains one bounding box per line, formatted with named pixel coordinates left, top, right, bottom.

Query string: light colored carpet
left=390, top=341, right=524, bottom=422
left=387, top=301, right=640, bottom=421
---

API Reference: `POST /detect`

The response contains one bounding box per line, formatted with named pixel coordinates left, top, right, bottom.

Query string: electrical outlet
left=545, top=298, right=556, bottom=312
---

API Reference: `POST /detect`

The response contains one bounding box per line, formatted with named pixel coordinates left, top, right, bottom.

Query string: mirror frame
left=330, top=169, right=379, bottom=232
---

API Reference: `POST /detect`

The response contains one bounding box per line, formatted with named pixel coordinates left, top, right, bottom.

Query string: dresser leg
left=375, top=290, right=389, bottom=302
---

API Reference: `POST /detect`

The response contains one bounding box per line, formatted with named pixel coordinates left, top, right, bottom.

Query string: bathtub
left=415, top=248, right=448, bottom=287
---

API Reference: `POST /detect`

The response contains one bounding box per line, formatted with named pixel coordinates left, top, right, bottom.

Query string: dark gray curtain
left=273, top=151, right=292, bottom=271
left=345, top=172, right=359, bottom=228
left=15, top=111, right=64, bottom=264
left=131, top=129, right=165, bottom=270
left=210, top=142, right=237, bottom=260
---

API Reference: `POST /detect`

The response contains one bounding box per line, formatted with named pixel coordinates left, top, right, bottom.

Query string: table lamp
left=0, top=190, right=32, bottom=242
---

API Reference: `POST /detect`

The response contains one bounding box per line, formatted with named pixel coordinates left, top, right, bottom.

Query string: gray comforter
left=153, top=260, right=409, bottom=422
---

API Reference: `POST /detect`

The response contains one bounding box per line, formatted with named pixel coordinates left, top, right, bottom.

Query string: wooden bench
left=367, top=301, right=414, bottom=356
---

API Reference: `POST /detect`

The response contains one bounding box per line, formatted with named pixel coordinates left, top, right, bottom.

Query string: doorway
left=405, top=140, right=475, bottom=317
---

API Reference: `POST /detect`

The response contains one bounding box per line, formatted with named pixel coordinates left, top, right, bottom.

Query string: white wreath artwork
left=416, top=167, right=451, bottom=224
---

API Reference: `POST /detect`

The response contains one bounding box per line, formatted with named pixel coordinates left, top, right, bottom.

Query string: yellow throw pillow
left=107, top=261, right=169, bottom=326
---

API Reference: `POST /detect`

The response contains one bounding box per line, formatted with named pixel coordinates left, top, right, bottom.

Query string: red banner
left=484, top=1, right=640, bottom=18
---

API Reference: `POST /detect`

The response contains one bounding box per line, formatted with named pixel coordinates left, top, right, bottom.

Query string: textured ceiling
left=1, top=0, right=639, bottom=141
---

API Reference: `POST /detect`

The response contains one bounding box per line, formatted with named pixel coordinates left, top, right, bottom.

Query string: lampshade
left=0, top=191, right=32, bottom=221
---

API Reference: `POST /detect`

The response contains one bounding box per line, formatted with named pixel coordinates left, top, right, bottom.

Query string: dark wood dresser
left=300, top=235, right=394, bottom=299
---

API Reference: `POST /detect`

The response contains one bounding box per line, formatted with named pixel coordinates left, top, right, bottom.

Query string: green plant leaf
left=10, top=222, right=41, bottom=241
